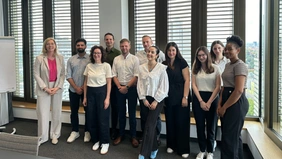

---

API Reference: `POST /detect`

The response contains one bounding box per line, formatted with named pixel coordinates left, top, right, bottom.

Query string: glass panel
left=245, top=0, right=260, bottom=117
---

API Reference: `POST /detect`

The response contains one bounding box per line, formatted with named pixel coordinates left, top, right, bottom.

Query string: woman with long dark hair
left=163, top=42, right=191, bottom=158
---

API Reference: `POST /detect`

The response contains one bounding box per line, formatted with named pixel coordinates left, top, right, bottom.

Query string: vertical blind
left=52, top=0, right=72, bottom=101
left=81, top=0, right=100, bottom=53
left=207, top=0, right=234, bottom=49
left=134, top=0, right=156, bottom=53
left=29, top=0, right=43, bottom=98
left=8, top=0, right=24, bottom=97
left=167, top=0, right=192, bottom=66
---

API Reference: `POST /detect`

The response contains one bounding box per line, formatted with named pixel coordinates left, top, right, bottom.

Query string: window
left=134, top=0, right=156, bottom=52
left=207, top=0, right=233, bottom=49
left=245, top=0, right=260, bottom=117
left=8, top=0, right=24, bottom=97
left=168, top=0, right=192, bottom=66
left=276, top=0, right=282, bottom=135
left=29, top=0, right=43, bottom=98
left=81, top=0, right=100, bottom=53
left=52, top=0, right=72, bottom=101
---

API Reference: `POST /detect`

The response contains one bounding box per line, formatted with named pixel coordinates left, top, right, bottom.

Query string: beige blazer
left=34, top=54, right=65, bottom=96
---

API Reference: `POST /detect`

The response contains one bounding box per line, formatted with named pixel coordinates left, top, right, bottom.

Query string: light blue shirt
left=66, top=53, right=90, bottom=92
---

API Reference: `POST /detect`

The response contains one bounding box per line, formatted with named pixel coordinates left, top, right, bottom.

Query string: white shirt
left=137, top=63, right=169, bottom=102
left=112, top=53, right=139, bottom=85
left=195, top=64, right=220, bottom=92
left=83, top=62, right=112, bottom=87
left=215, top=56, right=230, bottom=73
left=135, top=50, right=166, bottom=65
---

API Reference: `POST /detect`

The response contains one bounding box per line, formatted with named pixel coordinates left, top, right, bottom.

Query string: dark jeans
left=86, top=85, right=110, bottom=144
left=164, top=103, right=190, bottom=155
left=140, top=100, right=162, bottom=137
left=69, top=89, right=88, bottom=132
left=140, top=96, right=164, bottom=157
left=192, top=91, right=218, bottom=153
left=110, top=85, right=118, bottom=130
left=220, top=87, right=249, bottom=159
left=116, top=86, right=138, bottom=137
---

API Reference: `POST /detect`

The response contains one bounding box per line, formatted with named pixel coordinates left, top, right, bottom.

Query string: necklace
left=148, top=62, right=157, bottom=72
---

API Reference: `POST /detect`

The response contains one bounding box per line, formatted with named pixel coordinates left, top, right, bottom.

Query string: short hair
left=120, top=38, right=131, bottom=44
left=142, top=35, right=152, bottom=40
left=226, top=35, right=244, bottom=48
left=75, top=38, right=87, bottom=45
left=89, top=45, right=105, bottom=64
left=104, top=33, right=115, bottom=40
left=41, top=37, right=59, bottom=56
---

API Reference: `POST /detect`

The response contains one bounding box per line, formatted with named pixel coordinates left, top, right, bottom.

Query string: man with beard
left=66, top=38, right=91, bottom=143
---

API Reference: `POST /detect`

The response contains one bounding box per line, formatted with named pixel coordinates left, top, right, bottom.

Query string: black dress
left=163, top=58, right=191, bottom=155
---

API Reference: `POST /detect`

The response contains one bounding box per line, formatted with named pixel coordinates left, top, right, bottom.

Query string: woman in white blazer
left=34, top=37, right=65, bottom=145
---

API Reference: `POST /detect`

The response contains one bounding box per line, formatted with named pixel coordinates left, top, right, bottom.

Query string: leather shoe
left=113, top=136, right=123, bottom=145
left=131, top=137, right=139, bottom=148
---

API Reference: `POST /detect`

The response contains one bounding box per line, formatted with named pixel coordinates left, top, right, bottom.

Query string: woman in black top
left=217, top=35, right=249, bottom=159
left=162, top=42, right=191, bottom=158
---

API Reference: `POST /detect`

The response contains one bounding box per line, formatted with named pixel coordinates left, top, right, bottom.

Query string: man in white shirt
left=135, top=35, right=165, bottom=65
left=112, top=39, right=140, bottom=148
left=135, top=35, right=164, bottom=145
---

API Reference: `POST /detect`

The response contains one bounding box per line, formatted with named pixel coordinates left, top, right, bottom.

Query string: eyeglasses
left=93, top=52, right=102, bottom=55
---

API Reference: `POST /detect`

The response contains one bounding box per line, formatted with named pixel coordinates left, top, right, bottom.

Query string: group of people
left=34, top=33, right=249, bottom=159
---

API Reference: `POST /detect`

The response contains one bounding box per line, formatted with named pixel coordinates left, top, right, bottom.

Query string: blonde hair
left=41, top=37, right=59, bottom=56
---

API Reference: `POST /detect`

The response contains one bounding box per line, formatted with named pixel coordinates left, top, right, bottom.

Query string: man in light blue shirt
left=66, top=38, right=90, bottom=143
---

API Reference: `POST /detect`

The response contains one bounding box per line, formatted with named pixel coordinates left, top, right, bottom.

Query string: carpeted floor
left=2, top=118, right=254, bottom=159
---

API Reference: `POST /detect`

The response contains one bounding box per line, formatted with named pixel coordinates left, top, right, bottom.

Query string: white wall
left=99, top=0, right=129, bottom=48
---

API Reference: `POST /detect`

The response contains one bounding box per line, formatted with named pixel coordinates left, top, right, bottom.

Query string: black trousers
left=69, top=90, right=88, bottom=132
left=192, top=91, right=218, bottom=153
left=164, top=102, right=190, bottom=155
left=110, top=85, right=118, bottom=130
left=86, top=85, right=110, bottom=144
left=220, top=87, right=249, bottom=159
left=140, top=96, right=164, bottom=157
left=140, top=100, right=162, bottom=137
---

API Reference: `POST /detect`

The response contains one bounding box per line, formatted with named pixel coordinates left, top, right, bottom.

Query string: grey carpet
left=2, top=118, right=253, bottom=159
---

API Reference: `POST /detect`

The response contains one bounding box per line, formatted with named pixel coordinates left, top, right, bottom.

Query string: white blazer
left=33, top=54, right=65, bottom=96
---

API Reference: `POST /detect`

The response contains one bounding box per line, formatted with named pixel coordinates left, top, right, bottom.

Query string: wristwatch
left=126, top=85, right=130, bottom=89
left=184, top=96, right=188, bottom=99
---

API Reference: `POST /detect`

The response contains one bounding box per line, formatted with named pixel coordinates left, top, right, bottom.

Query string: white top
left=137, top=63, right=169, bottom=102
left=112, top=53, right=139, bottom=85
left=215, top=56, right=229, bottom=73
left=194, top=64, right=221, bottom=92
left=83, top=62, right=112, bottom=87
left=135, top=50, right=166, bottom=65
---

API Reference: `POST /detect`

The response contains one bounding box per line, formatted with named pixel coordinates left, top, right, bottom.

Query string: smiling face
left=167, top=46, right=177, bottom=60
left=212, top=44, right=224, bottom=57
left=120, top=41, right=131, bottom=55
left=224, top=42, right=240, bottom=60
left=197, top=50, right=208, bottom=64
left=142, top=36, right=153, bottom=52
left=93, top=48, right=102, bottom=63
left=104, top=35, right=114, bottom=48
left=45, top=39, right=56, bottom=53
left=147, top=46, right=159, bottom=62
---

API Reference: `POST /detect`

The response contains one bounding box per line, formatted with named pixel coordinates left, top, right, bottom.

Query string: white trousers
left=36, top=82, right=62, bottom=143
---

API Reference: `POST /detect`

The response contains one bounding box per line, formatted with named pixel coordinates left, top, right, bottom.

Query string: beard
left=77, top=48, right=85, bottom=53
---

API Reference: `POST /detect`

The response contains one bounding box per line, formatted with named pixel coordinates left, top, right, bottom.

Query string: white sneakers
left=92, top=142, right=100, bottom=151
left=182, top=154, right=189, bottom=158
left=196, top=152, right=206, bottom=159
left=100, top=143, right=109, bottom=154
left=84, top=131, right=91, bottom=142
left=167, top=148, right=174, bottom=153
left=67, top=131, right=80, bottom=143
left=92, top=142, right=109, bottom=154
left=207, top=153, right=214, bottom=159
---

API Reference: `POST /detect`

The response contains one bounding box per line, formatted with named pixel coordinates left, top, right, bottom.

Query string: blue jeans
left=116, top=86, right=138, bottom=137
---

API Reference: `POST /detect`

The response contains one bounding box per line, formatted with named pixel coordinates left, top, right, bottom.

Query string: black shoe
left=157, top=139, right=161, bottom=146
left=111, top=130, right=118, bottom=140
